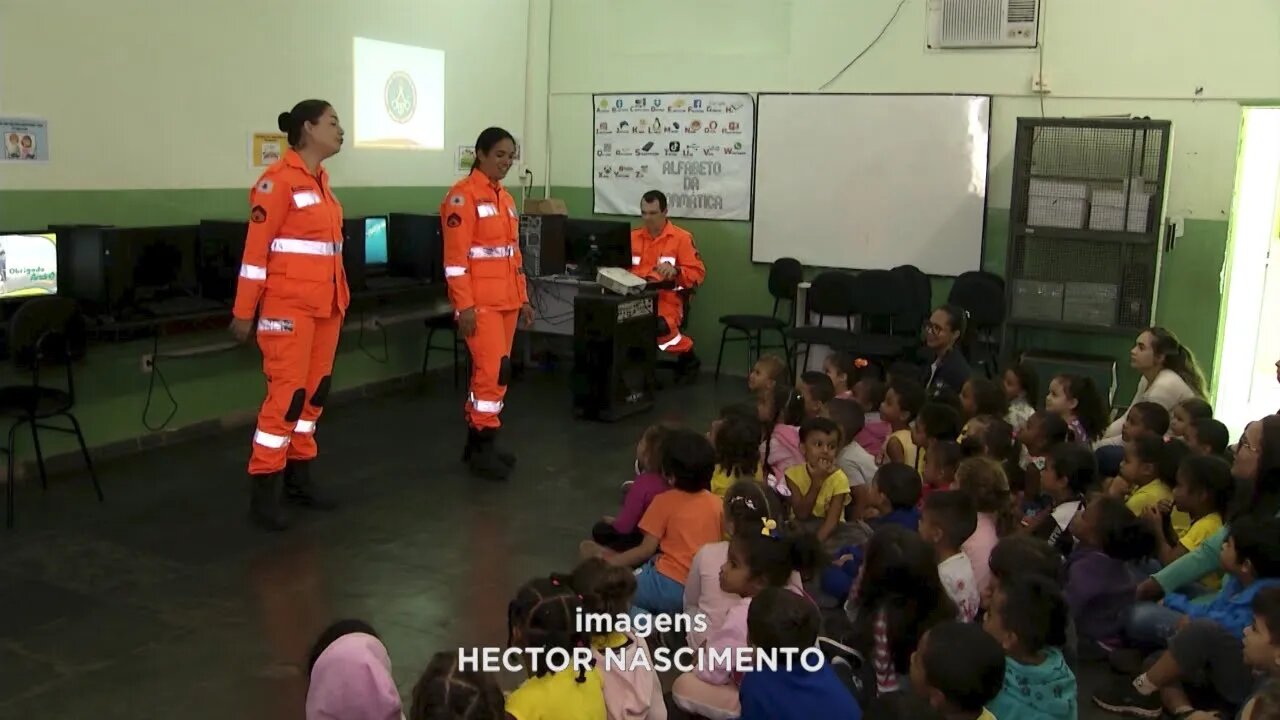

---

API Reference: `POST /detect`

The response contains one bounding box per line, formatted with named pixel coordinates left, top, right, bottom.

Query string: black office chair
left=715, top=257, right=803, bottom=379
left=785, top=271, right=860, bottom=375
left=844, top=270, right=915, bottom=368
left=891, top=265, right=931, bottom=345
left=421, top=314, right=469, bottom=389
left=947, top=271, right=1006, bottom=378
left=0, top=297, right=102, bottom=529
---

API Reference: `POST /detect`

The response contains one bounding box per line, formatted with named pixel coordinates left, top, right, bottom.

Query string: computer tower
left=341, top=217, right=367, bottom=292
left=387, top=213, right=443, bottom=281
left=571, top=290, right=657, bottom=422
left=519, top=214, right=567, bottom=277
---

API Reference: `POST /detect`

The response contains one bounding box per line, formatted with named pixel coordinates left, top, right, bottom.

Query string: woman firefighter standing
left=441, top=127, right=534, bottom=481
left=231, top=100, right=348, bottom=530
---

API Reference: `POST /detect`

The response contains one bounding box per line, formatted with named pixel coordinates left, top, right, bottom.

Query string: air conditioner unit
left=927, top=0, right=1040, bottom=49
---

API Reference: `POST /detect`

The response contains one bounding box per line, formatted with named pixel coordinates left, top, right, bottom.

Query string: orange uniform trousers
left=248, top=296, right=342, bottom=475
left=465, top=307, right=518, bottom=430
left=656, top=290, right=693, bottom=354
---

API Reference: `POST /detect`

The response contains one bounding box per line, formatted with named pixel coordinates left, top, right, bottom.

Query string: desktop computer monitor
left=0, top=232, right=58, bottom=299
left=364, top=216, right=388, bottom=266
left=564, top=219, right=632, bottom=279
left=197, top=220, right=248, bottom=302
left=387, top=213, right=442, bottom=280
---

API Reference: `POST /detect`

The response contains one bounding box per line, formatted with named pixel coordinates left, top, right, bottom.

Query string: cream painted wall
left=548, top=0, right=1280, bottom=220
left=0, top=0, right=533, bottom=191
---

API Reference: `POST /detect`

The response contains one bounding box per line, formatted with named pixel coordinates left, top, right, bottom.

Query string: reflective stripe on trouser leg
left=464, top=308, right=519, bottom=430
left=656, top=304, right=693, bottom=354
left=287, top=312, right=342, bottom=462
left=249, top=308, right=316, bottom=475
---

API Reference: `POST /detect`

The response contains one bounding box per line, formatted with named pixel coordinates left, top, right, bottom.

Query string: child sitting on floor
left=685, top=480, right=795, bottom=649
left=709, top=404, right=763, bottom=497
left=821, top=463, right=923, bottom=601
left=1146, top=454, right=1232, bottom=589
left=786, top=417, right=864, bottom=550
left=910, top=621, right=1006, bottom=720
left=762, top=384, right=805, bottom=485
left=1024, top=443, right=1097, bottom=557
left=880, top=377, right=927, bottom=468
left=921, top=490, right=981, bottom=621
left=961, top=377, right=1009, bottom=427
left=1003, top=361, right=1039, bottom=432
left=1240, top=589, right=1280, bottom=720
left=1064, top=496, right=1155, bottom=653
left=570, top=558, right=666, bottom=720
left=306, top=620, right=404, bottom=720
left=582, top=429, right=723, bottom=618
left=956, top=456, right=1019, bottom=595
left=854, top=371, right=892, bottom=458
left=1094, top=518, right=1280, bottom=719
left=672, top=519, right=821, bottom=720
left=1018, top=411, right=1070, bottom=509
left=829, top=398, right=878, bottom=517
left=505, top=576, right=607, bottom=720
left=409, top=650, right=505, bottom=720
left=747, top=353, right=788, bottom=401
left=592, top=423, right=672, bottom=552
left=1044, top=373, right=1108, bottom=446
left=1169, top=397, right=1213, bottom=442
left=739, top=587, right=862, bottom=719
left=912, top=403, right=964, bottom=477
left=825, top=350, right=860, bottom=400
left=985, top=575, right=1078, bottom=720
left=962, top=414, right=1023, bottom=500
left=1188, top=417, right=1232, bottom=460
left=922, top=440, right=963, bottom=502
left=799, top=370, right=836, bottom=419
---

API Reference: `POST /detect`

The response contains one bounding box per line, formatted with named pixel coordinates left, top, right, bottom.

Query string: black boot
left=250, top=472, right=290, bottom=531
left=462, top=427, right=515, bottom=468
left=675, top=350, right=702, bottom=384
left=469, top=428, right=512, bottom=481
left=283, top=459, right=336, bottom=510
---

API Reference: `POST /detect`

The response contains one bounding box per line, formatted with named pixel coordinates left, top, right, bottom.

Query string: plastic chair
left=421, top=314, right=469, bottom=388
left=844, top=270, right=915, bottom=366
left=785, top=271, right=860, bottom=375
left=947, top=271, right=1006, bottom=378
left=890, top=264, right=931, bottom=352
left=715, top=257, right=803, bottom=379
left=1, top=297, right=102, bottom=529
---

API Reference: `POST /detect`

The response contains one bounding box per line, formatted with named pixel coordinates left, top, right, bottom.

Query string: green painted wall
left=549, top=186, right=1228, bottom=395
left=0, top=185, right=1227, bottom=465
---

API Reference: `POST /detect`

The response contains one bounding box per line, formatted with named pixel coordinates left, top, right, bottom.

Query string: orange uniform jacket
left=440, top=169, right=528, bottom=312
left=234, top=150, right=350, bottom=320
left=629, top=221, right=705, bottom=294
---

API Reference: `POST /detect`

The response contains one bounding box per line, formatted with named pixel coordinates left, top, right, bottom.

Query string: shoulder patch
left=446, top=213, right=462, bottom=228
left=256, top=179, right=274, bottom=194
left=449, top=194, right=466, bottom=206
left=250, top=205, right=267, bottom=223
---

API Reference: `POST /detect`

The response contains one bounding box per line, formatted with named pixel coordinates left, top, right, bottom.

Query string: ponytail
left=732, top=522, right=825, bottom=586
left=1145, top=326, right=1207, bottom=399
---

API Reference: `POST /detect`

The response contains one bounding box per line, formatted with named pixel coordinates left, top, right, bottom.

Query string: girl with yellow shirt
left=1144, top=455, right=1233, bottom=591
left=505, top=576, right=607, bottom=720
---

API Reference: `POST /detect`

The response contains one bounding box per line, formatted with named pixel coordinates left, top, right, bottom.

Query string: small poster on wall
left=592, top=93, right=754, bottom=221
left=250, top=132, right=288, bottom=168
left=1, top=116, right=49, bottom=163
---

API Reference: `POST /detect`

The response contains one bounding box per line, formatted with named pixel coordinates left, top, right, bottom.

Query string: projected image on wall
left=0, top=233, right=57, bottom=298
left=353, top=37, right=444, bottom=150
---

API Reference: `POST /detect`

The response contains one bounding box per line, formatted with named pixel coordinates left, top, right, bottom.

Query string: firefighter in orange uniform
left=630, top=190, right=706, bottom=380
left=441, top=127, right=534, bottom=481
left=230, top=100, right=349, bottom=530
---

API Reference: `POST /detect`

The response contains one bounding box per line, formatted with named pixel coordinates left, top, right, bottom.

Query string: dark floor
left=0, top=370, right=1117, bottom=719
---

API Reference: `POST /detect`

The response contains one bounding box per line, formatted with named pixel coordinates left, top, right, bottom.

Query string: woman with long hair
left=1097, top=327, right=1206, bottom=448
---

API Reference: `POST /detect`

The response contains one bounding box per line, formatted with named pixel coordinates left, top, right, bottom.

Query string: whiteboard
left=593, top=93, right=754, bottom=220
left=752, top=94, right=990, bottom=276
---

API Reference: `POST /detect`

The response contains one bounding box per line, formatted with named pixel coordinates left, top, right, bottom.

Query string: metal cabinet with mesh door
left=1003, top=117, right=1173, bottom=353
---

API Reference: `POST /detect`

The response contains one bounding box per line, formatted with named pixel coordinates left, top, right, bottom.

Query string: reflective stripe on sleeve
left=239, top=264, right=267, bottom=280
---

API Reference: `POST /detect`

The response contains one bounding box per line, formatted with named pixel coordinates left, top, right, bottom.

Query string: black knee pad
left=657, top=317, right=671, bottom=337
left=284, top=388, right=306, bottom=422
left=311, top=375, right=332, bottom=407
left=498, top=356, right=511, bottom=386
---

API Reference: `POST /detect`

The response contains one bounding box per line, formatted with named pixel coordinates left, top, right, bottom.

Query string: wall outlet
left=1170, top=216, right=1185, bottom=238
left=1031, top=75, right=1050, bottom=94
left=140, top=354, right=154, bottom=373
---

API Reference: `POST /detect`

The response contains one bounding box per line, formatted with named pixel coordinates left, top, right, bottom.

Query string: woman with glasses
left=923, top=304, right=972, bottom=397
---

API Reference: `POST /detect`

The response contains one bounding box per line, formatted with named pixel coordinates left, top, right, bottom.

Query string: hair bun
left=277, top=112, right=293, bottom=133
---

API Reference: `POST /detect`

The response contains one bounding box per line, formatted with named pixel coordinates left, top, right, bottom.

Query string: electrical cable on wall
left=818, top=0, right=910, bottom=91
left=356, top=310, right=390, bottom=363
left=140, top=334, right=241, bottom=432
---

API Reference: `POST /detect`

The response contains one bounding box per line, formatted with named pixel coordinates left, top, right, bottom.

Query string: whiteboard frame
left=590, top=90, right=759, bottom=221
left=749, top=92, right=993, bottom=278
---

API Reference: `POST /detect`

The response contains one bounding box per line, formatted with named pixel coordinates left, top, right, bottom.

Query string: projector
left=596, top=267, right=647, bottom=296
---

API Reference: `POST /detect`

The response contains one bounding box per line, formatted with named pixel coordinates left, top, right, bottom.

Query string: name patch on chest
left=292, top=190, right=321, bottom=208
